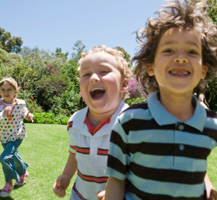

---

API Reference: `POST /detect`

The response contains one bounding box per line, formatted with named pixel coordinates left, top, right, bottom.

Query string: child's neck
left=2, top=98, right=16, bottom=104
left=87, top=108, right=117, bottom=122
left=159, top=92, right=195, bottom=122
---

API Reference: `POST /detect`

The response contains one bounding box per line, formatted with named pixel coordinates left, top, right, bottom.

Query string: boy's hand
left=26, top=113, right=34, bottom=122
left=53, top=174, right=70, bottom=197
left=97, top=190, right=105, bottom=200
left=3, top=106, right=12, bottom=117
left=208, top=189, right=217, bottom=200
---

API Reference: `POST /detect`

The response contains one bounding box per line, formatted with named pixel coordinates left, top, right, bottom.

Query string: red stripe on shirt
left=97, top=148, right=108, bottom=156
left=67, top=121, right=73, bottom=130
left=77, top=170, right=108, bottom=183
left=70, top=146, right=90, bottom=154
left=73, top=183, right=86, bottom=200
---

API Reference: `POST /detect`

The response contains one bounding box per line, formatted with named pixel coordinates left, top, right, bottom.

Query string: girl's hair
left=0, top=77, right=19, bottom=97
left=132, top=0, right=217, bottom=94
left=78, top=45, right=132, bottom=99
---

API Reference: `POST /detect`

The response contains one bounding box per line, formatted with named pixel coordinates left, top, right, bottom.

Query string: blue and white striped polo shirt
left=106, top=92, right=217, bottom=200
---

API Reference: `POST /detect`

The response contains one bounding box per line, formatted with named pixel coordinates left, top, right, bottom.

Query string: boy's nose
left=173, top=56, right=188, bottom=64
left=90, top=73, right=100, bottom=83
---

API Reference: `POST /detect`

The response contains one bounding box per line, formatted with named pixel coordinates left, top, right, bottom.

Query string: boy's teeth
left=90, top=88, right=104, bottom=92
left=170, top=71, right=189, bottom=75
left=90, top=88, right=105, bottom=98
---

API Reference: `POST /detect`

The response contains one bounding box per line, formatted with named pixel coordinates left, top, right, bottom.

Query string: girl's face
left=0, top=82, right=16, bottom=104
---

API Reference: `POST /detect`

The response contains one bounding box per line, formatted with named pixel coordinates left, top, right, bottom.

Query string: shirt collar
left=147, top=92, right=206, bottom=132
left=84, top=117, right=111, bottom=135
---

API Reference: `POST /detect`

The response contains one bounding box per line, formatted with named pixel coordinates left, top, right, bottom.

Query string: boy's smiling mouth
left=90, top=88, right=105, bottom=99
left=169, top=68, right=191, bottom=76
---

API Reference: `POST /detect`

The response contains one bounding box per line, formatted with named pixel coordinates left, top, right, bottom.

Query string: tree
left=71, top=40, right=85, bottom=62
left=0, top=27, right=23, bottom=53
left=114, top=46, right=131, bottom=63
left=55, top=47, right=69, bottom=61
left=204, top=0, right=217, bottom=112
left=206, top=0, right=217, bottom=23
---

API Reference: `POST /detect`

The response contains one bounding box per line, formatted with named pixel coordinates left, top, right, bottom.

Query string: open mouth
left=90, top=88, right=105, bottom=99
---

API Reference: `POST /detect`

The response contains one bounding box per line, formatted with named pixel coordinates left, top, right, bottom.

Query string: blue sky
left=0, top=0, right=165, bottom=58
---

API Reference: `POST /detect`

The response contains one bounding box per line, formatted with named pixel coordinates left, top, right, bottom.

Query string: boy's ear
left=201, top=65, right=208, bottom=79
left=146, top=64, right=155, bottom=76
left=120, top=78, right=129, bottom=93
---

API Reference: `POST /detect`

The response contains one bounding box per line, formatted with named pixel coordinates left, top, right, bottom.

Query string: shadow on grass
left=0, top=184, right=26, bottom=200
left=0, top=197, right=13, bottom=200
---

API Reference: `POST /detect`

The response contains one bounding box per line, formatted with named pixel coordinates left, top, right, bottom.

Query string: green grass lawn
left=0, top=124, right=75, bottom=200
left=0, top=123, right=216, bottom=200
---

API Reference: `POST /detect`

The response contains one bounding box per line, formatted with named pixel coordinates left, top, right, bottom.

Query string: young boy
left=105, top=0, right=217, bottom=199
left=52, top=45, right=131, bottom=200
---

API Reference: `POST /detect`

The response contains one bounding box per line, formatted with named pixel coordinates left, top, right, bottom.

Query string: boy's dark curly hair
left=132, top=0, right=217, bottom=93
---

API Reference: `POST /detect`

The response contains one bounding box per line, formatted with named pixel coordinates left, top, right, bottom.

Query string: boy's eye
left=188, top=50, right=198, bottom=55
left=162, top=48, right=174, bottom=54
left=101, top=70, right=109, bottom=75
left=83, top=73, right=91, bottom=77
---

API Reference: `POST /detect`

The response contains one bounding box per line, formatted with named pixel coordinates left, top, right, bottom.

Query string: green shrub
left=206, top=78, right=217, bottom=112
left=26, top=112, right=70, bottom=125
left=50, top=85, right=86, bottom=116
left=17, top=89, right=44, bottom=113
left=126, top=97, right=147, bottom=106
left=33, top=74, right=71, bottom=111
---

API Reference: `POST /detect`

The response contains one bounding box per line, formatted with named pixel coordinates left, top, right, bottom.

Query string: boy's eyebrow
left=80, top=66, right=89, bottom=71
left=160, top=41, right=200, bottom=48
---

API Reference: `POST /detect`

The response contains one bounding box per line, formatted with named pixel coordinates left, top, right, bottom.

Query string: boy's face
left=79, top=52, right=128, bottom=120
left=147, top=28, right=208, bottom=95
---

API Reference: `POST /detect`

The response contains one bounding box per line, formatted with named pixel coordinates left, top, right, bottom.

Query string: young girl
left=0, top=77, right=34, bottom=197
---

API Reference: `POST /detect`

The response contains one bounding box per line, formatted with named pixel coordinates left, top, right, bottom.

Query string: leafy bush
left=17, top=88, right=44, bottom=113
left=206, top=78, right=217, bottom=112
left=26, top=112, right=70, bottom=125
left=32, top=74, right=71, bottom=111
left=50, top=85, right=86, bottom=116
left=126, top=97, right=147, bottom=106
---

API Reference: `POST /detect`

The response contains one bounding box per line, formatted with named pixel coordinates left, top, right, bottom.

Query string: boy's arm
left=53, top=153, right=77, bottom=197
left=62, top=153, right=77, bottom=178
left=205, top=173, right=217, bottom=200
left=105, top=176, right=125, bottom=200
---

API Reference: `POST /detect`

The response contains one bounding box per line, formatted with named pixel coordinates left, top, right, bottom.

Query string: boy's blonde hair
left=79, top=45, right=132, bottom=79
left=0, top=77, right=19, bottom=97
left=133, top=0, right=217, bottom=94
left=78, top=45, right=132, bottom=99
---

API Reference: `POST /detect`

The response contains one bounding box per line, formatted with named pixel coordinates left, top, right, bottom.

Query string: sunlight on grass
left=0, top=124, right=216, bottom=199
left=207, top=147, right=217, bottom=189
left=0, top=124, right=75, bottom=200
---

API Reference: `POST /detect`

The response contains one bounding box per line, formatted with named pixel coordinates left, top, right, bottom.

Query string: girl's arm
left=2, top=106, right=12, bottom=117
left=53, top=153, right=77, bottom=197
left=25, top=112, right=34, bottom=122
left=105, top=176, right=125, bottom=200
left=20, top=104, right=34, bottom=122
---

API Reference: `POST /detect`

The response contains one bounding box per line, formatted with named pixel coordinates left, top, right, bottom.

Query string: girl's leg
left=0, top=140, right=24, bottom=182
left=14, top=147, right=28, bottom=177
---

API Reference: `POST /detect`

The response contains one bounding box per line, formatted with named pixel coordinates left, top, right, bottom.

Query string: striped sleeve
left=106, top=116, right=129, bottom=180
left=205, top=109, right=217, bottom=147
left=67, top=120, right=76, bottom=155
